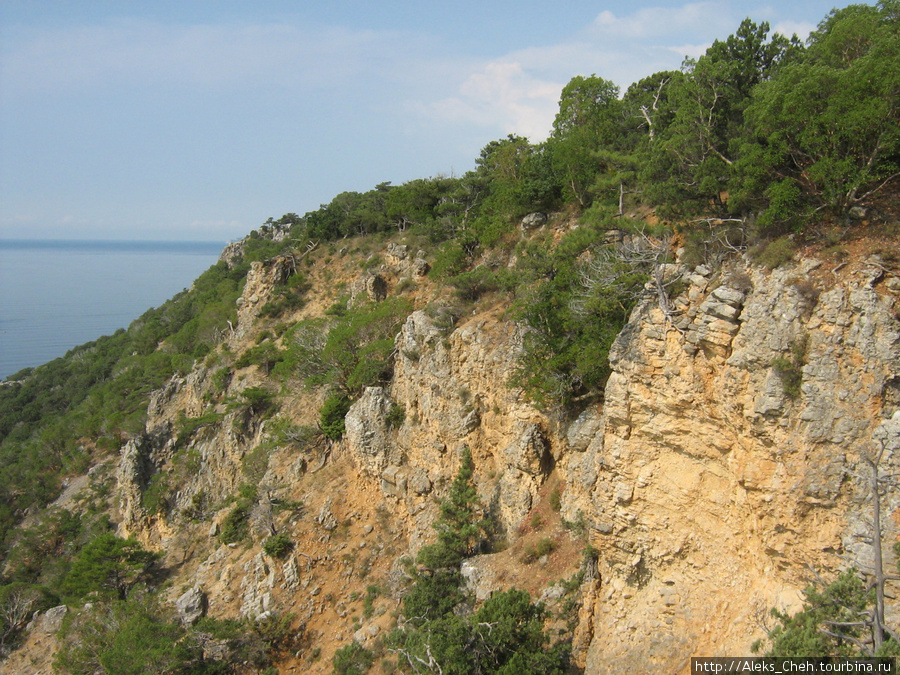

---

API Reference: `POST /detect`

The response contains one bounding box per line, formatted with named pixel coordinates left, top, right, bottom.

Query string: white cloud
left=771, top=20, right=818, bottom=41
left=667, top=43, right=712, bottom=60
left=588, top=2, right=731, bottom=41
left=407, top=3, right=741, bottom=141
left=406, top=1, right=827, bottom=143
left=423, top=60, right=561, bottom=141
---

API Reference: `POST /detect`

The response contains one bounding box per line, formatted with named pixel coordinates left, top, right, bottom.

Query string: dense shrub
left=262, top=532, right=293, bottom=559
left=60, top=533, right=157, bottom=602
left=219, top=501, right=253, bottom=545
left=510, top=219, right=641, bottom=409
left=386, top=402, right=405, bottom=429
left=55, top=599, right=197, bottom=675
left=332, top=641, right=374, bottom=675
left=751, top=236, right=797, bottom=269
left=319, top=393, right=351, bottom=441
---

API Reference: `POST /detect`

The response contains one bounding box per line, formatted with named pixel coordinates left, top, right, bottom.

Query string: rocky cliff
left=10, top=226, right=900, bottom=674
left=562, top=254, right=900, bottom=672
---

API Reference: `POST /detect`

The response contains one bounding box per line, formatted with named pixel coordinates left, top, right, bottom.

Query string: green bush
left=2, top=507, right=82, bottom=585
left=241, top=442, right=271, bottom=483
left=386, top=403, right=405, bottom=429
left=219, top=502, right=252, bottom=545
left=755, top=569, right=899, bottom=657
left=259, top=272, right=310, bottom=318
left=448, top=266, right=518, bottom=302
left=332, top=641, right=374, bottom=675
left=510, top=222, right=639, bottom=409
left=240, top=387, right=277, bottom=416
left=522, top=537, right=556, bottom=564
left=176, top=412, right=223, bottom=446
left=549, top=487, right=562, bottom=512
left=429, top=241, right=469, bottom=279
left=772, top=335, right=807, bottom=399
left=55, top=599, right=197, bottom=675
left=363, top=584, right=379, bottom=619
left=752, top=236, right=797, bottom=269
left=60, top=533, right=158, bottom=602
left=389, top=589, right=571, bottom=674
left=319, top=298, right=413, bottom=394
left=319, top=393, right=351, bottom=440
left=235, top=343, right=286, bottom=373
left=262, top=532, right=293, bottom=559
left=141, top=473, right=171, bottom=515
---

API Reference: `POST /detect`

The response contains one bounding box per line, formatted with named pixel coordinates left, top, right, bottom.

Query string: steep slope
left=118, top=228, right=900, bottom=671
left=6, top=223, right=900, bottom=674
left=563, top=252, right=900, bottom=671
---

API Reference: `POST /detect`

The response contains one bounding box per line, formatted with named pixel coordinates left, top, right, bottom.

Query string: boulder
left=316, top=497, right=339, bottom=531
left=349, top=273, right=387, bottom=306
left=42, top=605, right=68, bottom=634
left=503, top=421, right=550, bottom=476
left=521, top=212, right=547, bottom=229
left=345, top=387, right=399, bottom=476
left=175, top=587, right=207, bottom=626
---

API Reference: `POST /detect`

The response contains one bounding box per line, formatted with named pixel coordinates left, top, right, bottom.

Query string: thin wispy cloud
left=1, top=19, right=420, bottom=96
left=590, top=2, right=730, bottom=40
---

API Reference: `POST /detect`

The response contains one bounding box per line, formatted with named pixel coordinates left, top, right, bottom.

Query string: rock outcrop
left=560, top=258, right=900, bottom=672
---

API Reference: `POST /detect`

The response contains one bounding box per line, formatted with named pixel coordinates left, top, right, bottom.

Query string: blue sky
left=0, top=1, right=847, bottom=242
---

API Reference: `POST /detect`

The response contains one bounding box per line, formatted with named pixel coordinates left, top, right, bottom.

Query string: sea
left=0, top=239, right=227, bottom=380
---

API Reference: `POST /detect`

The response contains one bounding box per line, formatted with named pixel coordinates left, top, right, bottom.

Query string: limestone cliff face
left=342, top=306, right=559, bottom=550
left=562, top=256, right=900, bottom=673
left=108, top=239, right=900, bottom=673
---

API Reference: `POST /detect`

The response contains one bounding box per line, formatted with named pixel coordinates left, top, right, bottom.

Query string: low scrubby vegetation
left=357, top=448, right=573, bottom=674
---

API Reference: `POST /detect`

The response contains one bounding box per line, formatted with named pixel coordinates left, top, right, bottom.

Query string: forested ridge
left=0, top=3, right=899, bottom=671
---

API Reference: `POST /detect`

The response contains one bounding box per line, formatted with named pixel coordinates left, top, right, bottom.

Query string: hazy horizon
left=0, top=239, right=225, bottom=378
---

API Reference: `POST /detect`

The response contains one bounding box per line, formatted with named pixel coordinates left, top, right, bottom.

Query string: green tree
left=390, top=590, right=570, bottom=674
left=465, top=135, right=557, bottom=246
left=735, top=2, right=900, bottom=230
left=416, top=447, right=486, bottom=570
left=318, top=298, right=412, bottom=395
left=547, top=75, right=623, bottom=208
left=645, top=19, right=800, bottom=215
left=385, top=176, right=460, bottom=235
left=510, top=219, right=642, bottom=409
left=622, top=70, right=683, bottom=145
left=60, top=533, right=157, bottom=602
left=55, top=599, right=198, bottom=675
left=385, top=448, right=571, bottom=673
left=760, top=570, right=893, bottom=657
left=468, top=589, right=571, bottom=673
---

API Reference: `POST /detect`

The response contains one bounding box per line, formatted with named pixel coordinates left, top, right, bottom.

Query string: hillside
left=1, top=4, right=900, bottom=674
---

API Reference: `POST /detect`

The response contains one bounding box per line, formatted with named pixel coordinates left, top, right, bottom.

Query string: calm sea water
left=0, top=240, right=226, bottom=380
